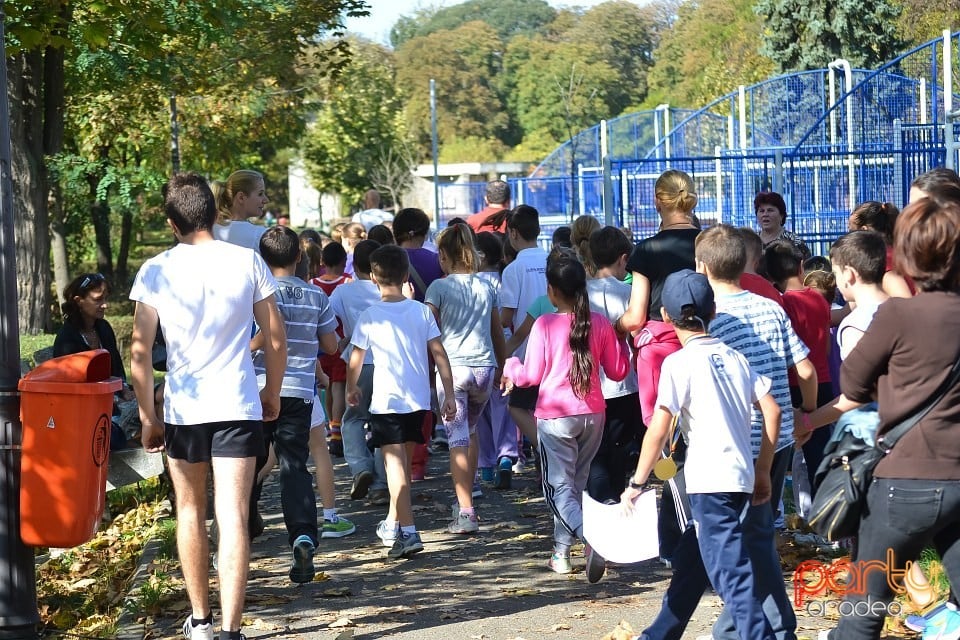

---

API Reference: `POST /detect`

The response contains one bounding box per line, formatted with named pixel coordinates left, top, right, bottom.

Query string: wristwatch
left=628, top=479, right=647, bottom=490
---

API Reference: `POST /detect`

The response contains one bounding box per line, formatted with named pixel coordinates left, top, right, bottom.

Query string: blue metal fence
left=437, top=32, right=960, bottom=253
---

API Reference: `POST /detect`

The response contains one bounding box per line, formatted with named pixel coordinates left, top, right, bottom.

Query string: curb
left=115, top=498, right=172, bottom=640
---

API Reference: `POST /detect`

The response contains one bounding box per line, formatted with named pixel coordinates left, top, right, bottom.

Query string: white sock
left=323, top=508, right=337, bottom=523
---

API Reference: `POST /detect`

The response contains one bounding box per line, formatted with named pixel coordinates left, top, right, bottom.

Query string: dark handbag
left=809, top=354, right=960, bottom=541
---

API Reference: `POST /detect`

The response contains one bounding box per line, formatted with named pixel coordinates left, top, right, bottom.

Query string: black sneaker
left=289, top=535, right=316, bottom=583
left=350, top=470, right=374, bottom=500
left=494, top=456, right=513, bottom=489
left=584, top=543, right=606, bottom=584
left=249, top=511, right=265, bottom=539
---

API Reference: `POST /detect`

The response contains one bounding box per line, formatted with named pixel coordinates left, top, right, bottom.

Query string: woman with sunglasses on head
left=54, top=273, right=127, bottom=383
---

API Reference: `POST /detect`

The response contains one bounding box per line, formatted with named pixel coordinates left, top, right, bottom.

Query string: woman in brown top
left=824, top=195, right=960, bottom=639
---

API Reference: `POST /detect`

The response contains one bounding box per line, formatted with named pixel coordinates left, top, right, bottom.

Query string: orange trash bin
left=18, top=349, right=123, bottom=548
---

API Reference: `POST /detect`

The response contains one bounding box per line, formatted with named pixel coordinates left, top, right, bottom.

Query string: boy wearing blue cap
left=622, top=269, right=782, bottom=640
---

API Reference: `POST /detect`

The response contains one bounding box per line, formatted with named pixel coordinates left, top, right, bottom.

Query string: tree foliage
left=894, top=0, right=960, bottom=45
left=755, top=0, right=903, bottom=72
left=395, top=21, right=511, bottom=153
left=4, top=0, right=368, bottom=331
left=301, top=38, right=413, bottom=214
left=389, top=0, right=556, bottom=49
left=644, top=0, right=774, bottom=108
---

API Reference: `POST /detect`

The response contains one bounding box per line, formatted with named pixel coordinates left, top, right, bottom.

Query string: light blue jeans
left=341, top=364, right=386, bottom=490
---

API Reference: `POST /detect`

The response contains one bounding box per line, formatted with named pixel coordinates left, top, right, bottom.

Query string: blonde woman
left=614, top=169, right=699, bottom=568
left=211, top=170, right=269, bottom=251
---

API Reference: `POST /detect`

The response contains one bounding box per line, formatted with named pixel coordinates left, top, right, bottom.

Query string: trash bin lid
left=18, top=377, right=123, bottom=395
left=20, top=349, right=113, bottom=383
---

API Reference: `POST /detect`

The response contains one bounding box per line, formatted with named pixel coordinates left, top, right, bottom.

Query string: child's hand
left=752, top=472, right=772, bottom=506
left=500, top=375, right=514, bottom=395
left=620, top=485, right=642, bottom=515
left=441, top=396, right=457, bottom=422
left=346, top=385, right=362, bottom=407
left=260, top=388, right=280, bottom=422
left=316, top=368, right=330, bottom=389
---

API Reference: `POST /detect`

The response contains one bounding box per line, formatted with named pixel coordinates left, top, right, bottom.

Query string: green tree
left=504, top=35, right=616, bottom=149
left=389, top=0, right=556, bottom=48
left=395, top=21, right=510, bottom=153
left=301, top=38, right=413, bottom=216
left=644, top=0, right=774, bottom=108
left=894, top=0, right=960, bottom=46
left=4, top=0, right=368, bottom=330
left=755, top=0, right=903, bottom=72
left=563, top=1, right=657, bottom=113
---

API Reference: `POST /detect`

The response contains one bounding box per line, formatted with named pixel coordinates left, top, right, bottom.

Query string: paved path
left=138, top=450, right=851, bottom=640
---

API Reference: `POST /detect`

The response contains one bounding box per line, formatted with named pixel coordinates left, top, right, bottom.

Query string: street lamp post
left=0, top=8, right=42, bottom=639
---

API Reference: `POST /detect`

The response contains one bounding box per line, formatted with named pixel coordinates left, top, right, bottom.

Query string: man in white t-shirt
left=352, top=189, right=394, bottom=231
left=622, top=269, right=782, bottom=640
left=129, top=173, right=287, bottom=640
left=500, top=205, right=548, bottom=447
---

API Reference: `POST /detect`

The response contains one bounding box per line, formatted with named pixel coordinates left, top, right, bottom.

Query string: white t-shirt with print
left=587, top=276, right=639, bottom=398
left=130, top=240, right=277, bottom=425
left=350, top=299, right=441, bottom=414
left=329, top=279, right=381, bottom=366
left=657, top=336, right=771, bottom=494
left=500, top=246, right=548, bottom=358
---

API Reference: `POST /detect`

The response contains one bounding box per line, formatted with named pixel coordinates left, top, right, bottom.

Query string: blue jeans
left=341, top=364, right=387, bottom=490
left=642, top=447, right=795, bottom=640
left=641, top=492, right=773, bottom=640
left=262, top=397, right=318, bottom=547
left=827, top=477, right=960, bottom=640
left=712, top=446, right=797, bottom=640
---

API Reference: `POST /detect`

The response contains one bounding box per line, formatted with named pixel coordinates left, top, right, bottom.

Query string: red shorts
left=320, top=352, right=346, bottom=383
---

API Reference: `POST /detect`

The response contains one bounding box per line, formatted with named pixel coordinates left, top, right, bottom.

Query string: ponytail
left=436, top=223, right=479, bottom=272
left=568, top=286, right=593, bottom=398
left=212, top=170, right=264, bottom=224
left=546, top=254, right=593, bottom=399
left=571, top=215, right=600, bottom=275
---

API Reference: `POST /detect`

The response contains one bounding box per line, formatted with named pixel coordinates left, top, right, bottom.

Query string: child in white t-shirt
left=329, top=240, right=389, bottom=505
left=798, top=230, right=889, bottom=443
left=622, top=269, right=781, bottom=640
left=346, top=245, right=456, bottom=559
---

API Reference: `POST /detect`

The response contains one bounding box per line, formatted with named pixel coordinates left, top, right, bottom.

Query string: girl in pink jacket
left=501, top=252, right=630, bottom=582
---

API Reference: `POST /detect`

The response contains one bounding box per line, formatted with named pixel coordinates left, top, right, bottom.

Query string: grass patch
left=37, top=476, right=175, bottom=636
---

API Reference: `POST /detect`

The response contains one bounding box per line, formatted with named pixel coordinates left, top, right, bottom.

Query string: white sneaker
left=182, top=615, right=214, bottom=640
left=376, top=520, right=399, bottom=548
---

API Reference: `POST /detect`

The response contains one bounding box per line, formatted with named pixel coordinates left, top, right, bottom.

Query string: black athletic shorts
left=164, top=420, right=265, bottom=463
left=508, top=384, right=540, bottom=411
left=368, top=411, right=427, bottom=447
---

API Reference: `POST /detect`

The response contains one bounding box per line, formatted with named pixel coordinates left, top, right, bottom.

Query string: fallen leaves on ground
left=328, top=617, right=356, bottom=628
left=601, top=620, right=637, bottom=640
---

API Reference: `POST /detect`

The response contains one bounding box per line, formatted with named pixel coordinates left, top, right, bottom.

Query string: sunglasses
left=79, top=273, right=106, bottom=290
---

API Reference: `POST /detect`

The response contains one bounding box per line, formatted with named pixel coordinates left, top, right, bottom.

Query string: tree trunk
left=86, top=156, right=114, bottom=279
left=116, top=207, right=132, bottom=285
left=49, top=185, right=70, bottom=314
left=7, top=51, right=53, bottom=334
